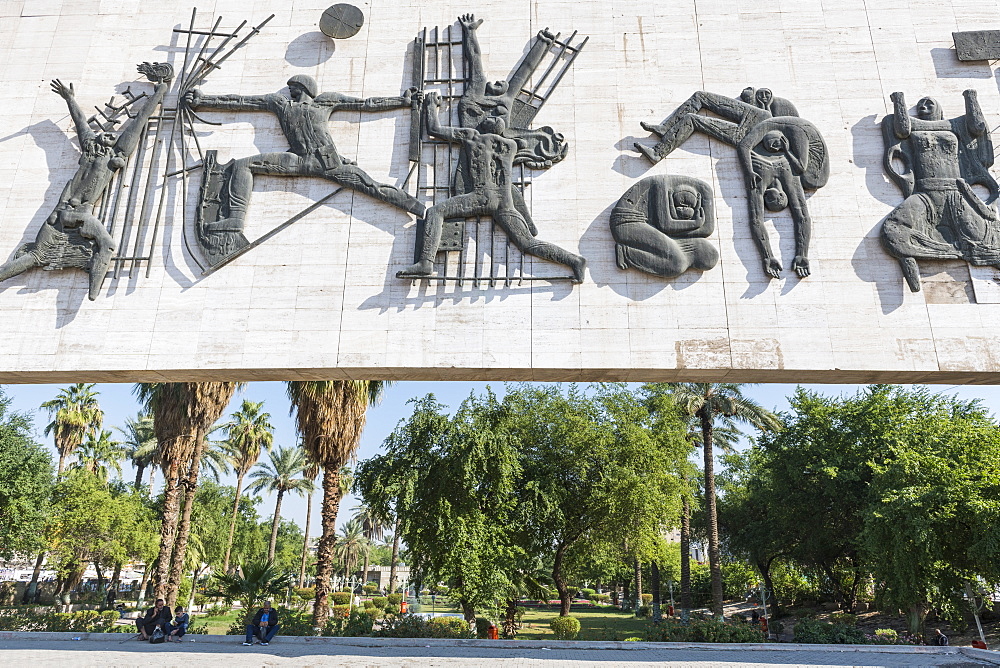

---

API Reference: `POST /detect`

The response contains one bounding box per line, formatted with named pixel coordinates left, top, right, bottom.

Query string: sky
left=7, top=380, right=1000, bottom=538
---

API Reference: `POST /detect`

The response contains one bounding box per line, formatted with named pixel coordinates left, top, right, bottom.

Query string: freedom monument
left=1, top=0, right=1000, bottom=383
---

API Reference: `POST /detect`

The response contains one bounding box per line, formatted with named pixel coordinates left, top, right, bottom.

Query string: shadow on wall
left=849, top=114, right=905, bottom=314
left=0, top=119, right=90, bottom=325
left=931, top=47, right=992, bottom=79
left=286, top=32, right=336, bottom=67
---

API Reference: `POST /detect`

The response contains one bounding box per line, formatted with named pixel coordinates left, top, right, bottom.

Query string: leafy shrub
left=193, top=593, right=208, bottom=608
left=203, top=603, right=231, bottom=617
left=793, top=618, right=867, bottom=644
left=294, top=587, right=315, bottom=601
left=374, top=613, right=471, bottom=639
left=386, top=593, right=403, bottom=606
left=645, top=619, right=766, bottom=643
left=829, top=613, right=856, bottom=625
left=371, top=596, right=388, bottom=609
left=566, top=587, right=579, bottom=598
left=641, top=594, right=653, bottom=605
left=331, top=592, right=352, bottom=606
left=189, top=623, right=209, bottom=634
left=581, top=588, right=596, bottom=600
left=363, top=599, right=376, bottom=610
left=873, top=628, right=898, bottom=644
left=595, top=594, right=610, bottom=604
left=326, top=608, right=376, bottom=637
left=363, top=584, right=378, bottom=595
left=549, top=615, right=581, bottom=640
left=331, top=604, right=351, bottom=619
left=475, top=617, right=491, bottom=638
left=0, top=609, right=119, bottom=632
left=636, top=605, right=651, bottom=618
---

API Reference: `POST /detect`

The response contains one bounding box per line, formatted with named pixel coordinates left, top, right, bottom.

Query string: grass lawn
left=196, top=610, right=241, bottom=635
left=516, top=606, right=648, bottom=641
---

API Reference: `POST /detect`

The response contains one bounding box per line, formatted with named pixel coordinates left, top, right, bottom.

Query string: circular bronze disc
left=320, top=4, right=365, bottom=39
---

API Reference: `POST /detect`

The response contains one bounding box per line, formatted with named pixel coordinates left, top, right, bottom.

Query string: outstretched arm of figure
left=322, top=88, right=421, bottom=112
left=459, top=13, right=487, bottom=95
left=963, top=89, right=987, bottom=137
left=50, top=79, right=95, bottom=145
left=184, top=88, right=276, bottom=112
left=890, top=91, right=912, bottom=139
left=114, top=80, right=169, bottom=157
left=424, top=92, right=470, bottom=143
left=507, top=28, right=556, bottom=95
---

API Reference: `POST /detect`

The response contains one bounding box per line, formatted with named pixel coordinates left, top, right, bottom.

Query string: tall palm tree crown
left=670, top=382, right=780, bottom=618
left=333, top=517, right=370, bottom=580
left=220, top=399, right=275, bottom=573
left=117, top=413, right=158, bottom=491
left=42, top=383, right=104, bottom=476
left=69, top=429, right=126, bottom=481
left=248, top=445, right=312, bottom=562
left=286, top=380, right=391, bottom=629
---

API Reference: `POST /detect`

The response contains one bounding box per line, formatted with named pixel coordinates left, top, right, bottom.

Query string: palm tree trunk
left=360, top=551, right=370, bottom=593
left=153, top=461, right=184, bottom=600
left=680, top=493, right=692, bottom=612
left=388, top=514, right=401, bottom=593
left=148, top=466, right=155, bottom=492
left=298, top=491, right=313, bottom=587
left=267, top=489, right=285, bottom=562
left=57, top=453, right=66, bottom=477
left=312, top=466, right=344, bottom=630
left=166, top=429, right=209, bottom=607
left=134, top=463, right=145, bottom=491
left=699, top=407, right=724, bottom=618
left=223, top=472, right=246, bottom=574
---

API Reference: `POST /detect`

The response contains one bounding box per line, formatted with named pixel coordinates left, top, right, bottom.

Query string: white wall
left=1, top=0, right=999, bottom=382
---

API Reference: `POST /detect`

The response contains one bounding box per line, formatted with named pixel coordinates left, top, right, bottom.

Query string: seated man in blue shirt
left=243, top=601, right=280, bottom=646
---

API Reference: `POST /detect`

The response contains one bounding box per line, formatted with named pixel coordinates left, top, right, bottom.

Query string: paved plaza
left=0, top=638, right=997, bottom=668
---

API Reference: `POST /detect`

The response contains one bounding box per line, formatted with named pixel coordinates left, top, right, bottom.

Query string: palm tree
left=68, top=429, right=126, bottom=481
left=286, top=380, right=391, bottom=629
left=117, top=413, right=158, bottom=492
left=298, top=457, right=320, bottom=587
left=333, top=517, right=369, bottom=581
left=208, top=559, right=292, bottom=625
left=134, top=382, right=241, bottom=607
left=199, top=437, right=232, bottom=482
left=248, top=446, right=312, bottom=562
left=220, top=400, right=274, bottom=573
left=352, top=504, right=388, bottom=590
left=42, top=383, right=103, bottom=476
left=671, top=383, right=780, bottom=618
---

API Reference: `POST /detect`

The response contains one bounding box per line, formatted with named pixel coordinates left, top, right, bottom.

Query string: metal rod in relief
left=184, top=14, right=273, bottom=91
left=128, top=104, right=170, bottom=279
left=143, top=88, right=178, bottom=279
left=113, top=121, right=150, bottom=277
left=184, top=18, right=247, bottom=91
left=201, top=188, right=346, bottom=276
left=178, top=109, right=206, bottom=272
left=180, top=15, right=225, bottom=92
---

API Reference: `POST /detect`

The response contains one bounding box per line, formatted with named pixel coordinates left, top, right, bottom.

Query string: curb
left=0, top=631, right=998, bottom=661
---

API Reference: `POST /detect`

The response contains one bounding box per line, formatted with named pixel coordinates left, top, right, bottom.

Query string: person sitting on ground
left=243, top=600, right=280, bottom=646
left=135, top=598, right=172, bottom=640
left=933, top=628, right=949, bottom=646
left=168, top=605, right=189, bottom=642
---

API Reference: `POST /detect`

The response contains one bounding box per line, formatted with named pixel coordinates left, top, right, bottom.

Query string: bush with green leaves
left=792, top=618, right=867, bottom=644
left=566, top=587, right=579, bottom=598
left=204, top=603, right=231, bottom=617
left=363, top=584, right=378, bottom=595
left=645, top=619, right=767, bottom=643
left=549, top=615, right=581, bottom=640
left=331, top=592, right=352, bottom=606
left=386, top=593, right=403, bottom=606
left=580, top=588, right=596, bottom=600
left=294, top=587, right=315, bottom=601
left=327, top=608, right=376, bottom=637
left=371, top=596, right=388, bottom=609
left=208, top=560, right=292, bottom=624
left=595, top=594, right=611, bottom=604
left=0, top=609, right=118, bottom=632
left=635, top=605, right=651, bottom=618
left=475, top=617, right=492, bottom=638
left=641, top=594, right=653, bottom=605
left=331, top=604, right=351, bottom=619
left=188, top=623, right=209, bottom=634
left=374, top=613, right=471, bottom=639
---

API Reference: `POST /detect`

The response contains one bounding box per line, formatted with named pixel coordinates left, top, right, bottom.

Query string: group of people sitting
left=135, top=598, right=189, bottom=642
left=134, top=598, right=279, bottom=646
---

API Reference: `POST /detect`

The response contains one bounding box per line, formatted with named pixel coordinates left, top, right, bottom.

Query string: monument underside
left=3, top=0, right=1000, bottom=383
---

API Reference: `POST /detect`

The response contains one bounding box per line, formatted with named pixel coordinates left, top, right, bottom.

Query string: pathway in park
left=0, top=637, right=997, bottom=667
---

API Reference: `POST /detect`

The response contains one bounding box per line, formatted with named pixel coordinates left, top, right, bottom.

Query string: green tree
left=220, top=399, right=274, bottom=573
left=286, top=380, right=391, bottom=629
left=333, top=517, right=370, bottom=578
left=0, top=388, right=53, bottom=560
left=209, top=559, right=292, bottom=624
left=352, top=503, right=389, bottom=589
left=669, top=383, right=780, bottom=617
left=248, top=445, right=312, bottom=562
left=42, top=383, right=103, bottom=476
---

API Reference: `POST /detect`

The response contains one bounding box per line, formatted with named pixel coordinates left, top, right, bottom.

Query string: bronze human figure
left=610, top=175, right=718, bottom=279
left=635, top=88, right=828, bottom=279
left=0, top=63, right=172, bottom=300
left=185, top=75, right=424, bottom=263
left=397, top=92, right=586, bottom=282
left=880, top=90, right=1000, bottom=292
